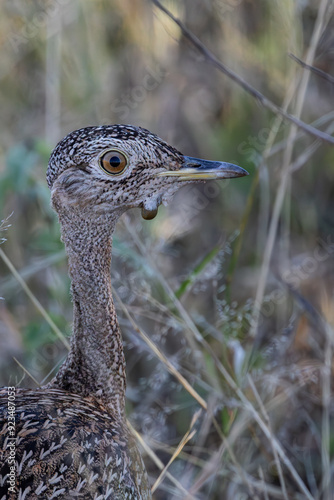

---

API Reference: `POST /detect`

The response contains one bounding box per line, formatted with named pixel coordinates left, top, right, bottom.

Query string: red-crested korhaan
left=0, top=125, right=247, bottom=499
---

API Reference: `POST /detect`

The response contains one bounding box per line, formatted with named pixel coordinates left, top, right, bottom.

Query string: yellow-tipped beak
left=156, top=156, right=248, bottom=181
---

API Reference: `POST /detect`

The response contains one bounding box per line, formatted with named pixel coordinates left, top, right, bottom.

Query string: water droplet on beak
left=141, top=207, right=158, bottom=220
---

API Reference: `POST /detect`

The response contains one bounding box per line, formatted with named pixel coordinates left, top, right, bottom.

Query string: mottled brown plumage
left=0, top=125, right=247, bottom=499
left=0, top=388, right=148, bottom=499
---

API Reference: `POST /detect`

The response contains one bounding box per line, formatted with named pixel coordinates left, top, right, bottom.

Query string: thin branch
left=0, top=248, right=70, bottom=349
left=289, top=53, right=334, bottom=85
left=112, top=285, right=208, bottom=410
left=247, top=375, right=289, bottom=500
left=250, top=0, right=331, bottom=339
left=151, top=410, right=201, bottom=493
left=128, top=421, right=196, bottom=498
left=188, top=336, right=313, bottom=499
left=151, top=0, right=334, bottom=145
left=13, top=357, right=41, bottom=386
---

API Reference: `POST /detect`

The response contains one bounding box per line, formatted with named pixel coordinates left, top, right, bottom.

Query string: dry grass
left=1, top=0, right=334, bottom=498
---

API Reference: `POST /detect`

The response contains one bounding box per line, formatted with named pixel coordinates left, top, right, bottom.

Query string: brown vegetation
left=0, top=1, right=334, bottom=498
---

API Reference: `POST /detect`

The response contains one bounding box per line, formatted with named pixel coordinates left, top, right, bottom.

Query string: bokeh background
left=1, top=0, right=334, bottom=498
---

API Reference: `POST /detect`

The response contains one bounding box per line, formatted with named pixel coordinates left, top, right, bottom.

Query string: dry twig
left=151, top=0, right=334, bottom=145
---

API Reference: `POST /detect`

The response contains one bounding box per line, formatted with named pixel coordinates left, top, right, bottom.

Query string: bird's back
left=0, top=387, right=150, bottom=499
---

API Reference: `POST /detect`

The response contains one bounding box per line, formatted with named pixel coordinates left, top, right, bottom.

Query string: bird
left=0, top=125, right=247, bottom=499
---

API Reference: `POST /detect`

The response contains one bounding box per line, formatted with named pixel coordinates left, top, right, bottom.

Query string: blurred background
left=0, top=0, right=334, bottom=498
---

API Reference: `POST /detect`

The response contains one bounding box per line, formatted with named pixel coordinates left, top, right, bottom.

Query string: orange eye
left=99, top=149, right=128, bottom=175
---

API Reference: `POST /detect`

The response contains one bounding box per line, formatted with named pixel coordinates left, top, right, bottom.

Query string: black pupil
left=109, top=155, right=121, bottom=168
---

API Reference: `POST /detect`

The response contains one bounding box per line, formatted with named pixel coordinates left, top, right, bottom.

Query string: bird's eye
left=99, top=149, right=128, bottom=175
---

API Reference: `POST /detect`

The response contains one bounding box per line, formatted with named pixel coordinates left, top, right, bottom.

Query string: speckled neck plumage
left=44, top=125, right=188, bottom=422
left=49, top=206, right=126, bottom=417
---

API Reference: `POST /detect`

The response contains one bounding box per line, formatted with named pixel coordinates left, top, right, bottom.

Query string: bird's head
left=47, top=125, right=248, bottom=221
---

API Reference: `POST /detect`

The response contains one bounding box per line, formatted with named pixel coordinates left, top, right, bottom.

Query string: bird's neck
left=51, top=208, right=126, bottom=418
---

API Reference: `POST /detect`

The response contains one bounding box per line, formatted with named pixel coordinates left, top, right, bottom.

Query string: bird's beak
left=156, top=156, right=248, bottom=181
